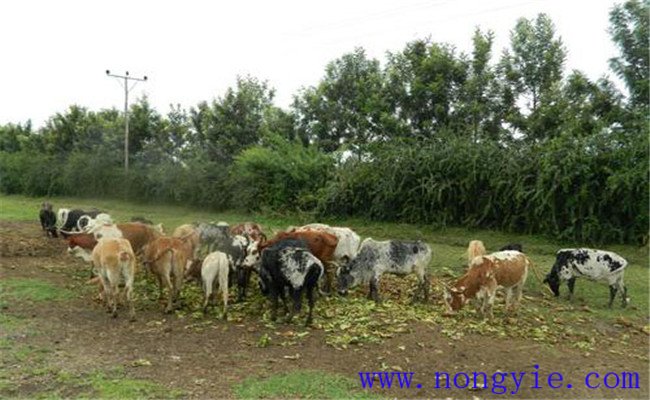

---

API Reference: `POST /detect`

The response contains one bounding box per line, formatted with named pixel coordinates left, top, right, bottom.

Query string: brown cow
left=444, top=251, right=530, bottom=319
left=172, top=224, right=200, bottom=266
left=91, top=237, right=136, bottom=321
left=260, top=230, right=338, bottom=292
left=230, top=222, right=266, bottom=244
left=142, top=236, right=191, bottom=313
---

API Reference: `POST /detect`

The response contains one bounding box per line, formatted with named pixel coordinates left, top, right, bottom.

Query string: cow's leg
left=608, top=284, right=617, bottom=308
left=567, top=277, right=576, bottom=301
left=369, top=276, right=381, bottom=304
left=286, top=288, right=301, bottom=324
left=269, top=287, right=279, bottom=322
left=125, top=273, right=136, bottom=322
left=421, top=274, right=430, bottom=303
left=202, top=277, right=213, bottom=314
left=220, top=273, right=229, bottom=321
left=621, top=285, right=628, bottom=308
left=155, top=274, right=165, bottom=300
left=100, top=275, right=113, bottom=314
left=162, top=273, right=174, bottom=314
left=236, top=268, right=251, bottom=303
left=305, top=285, right=315, bottom=326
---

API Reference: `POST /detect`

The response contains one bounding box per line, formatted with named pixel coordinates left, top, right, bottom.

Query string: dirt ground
left=1, top=221, right=648, bottom=399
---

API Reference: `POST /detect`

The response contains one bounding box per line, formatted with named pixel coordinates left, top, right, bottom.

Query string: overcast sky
left=0, top=0, right=622, bottom=128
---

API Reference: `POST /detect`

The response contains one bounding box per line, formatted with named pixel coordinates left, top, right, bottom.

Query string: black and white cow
left=39, top=202, right=58, bottom=238
left=195, top=221, right=231, bottom=254
left=337, top=238, right=432, bottom=304
left=206, top=232, right=258, bottom=302
left=500, top=243, right=523, bottom=252
left=57, top=208, right=103, bottom=237
left=544, top=248, right=629, bottom=308
left=258, top=239, right=323, bottom=326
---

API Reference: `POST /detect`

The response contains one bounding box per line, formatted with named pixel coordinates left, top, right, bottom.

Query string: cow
left=543, top=248, right=629, bottom=308
left=199, top=251, right=231, bottom=320
left=259, top=240, right=324, bottom=326
left=88, top=222, right=162, bottom=256
left=196, top=221, right=231, bottom=255
left=91, top=237, right=136, bottom=321
left=209, top=234, right=258, bottom=302
left=500, top=243, right=523, bottom=252
left=261, top=230, right=338, bottom=293
left=172, top=224, right=201, bottom=267
left=466, top=240, right=486, bottom=264
left=57, top=208, right=104, bottom=237
left=444, top=251, right=530, bottom=319
left=131, top=216, right=154, bottom=225
left=337, top=238, right=432, bottom=304
left=67, top=233, right=99, bottom=273
left=142, top=237, right=191, bottom=313
left=293, top=223, right=361, bottom=264
left=231, top=222, right=267, bottom=244
left=39, top=202, right=58, bottom=238
left=78, top=213, right=113, bottom=232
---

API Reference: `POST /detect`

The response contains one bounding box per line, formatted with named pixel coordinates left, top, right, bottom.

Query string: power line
left=106, top=70, right=148, bottom=174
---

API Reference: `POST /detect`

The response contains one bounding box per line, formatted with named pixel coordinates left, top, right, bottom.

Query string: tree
left=384, top=39, right=467, bottom=138
left=500, top=14, right=567, bottom=141
left=608, top=0, right=649, bottom=111
left=293, top=47, right=387, bottom=153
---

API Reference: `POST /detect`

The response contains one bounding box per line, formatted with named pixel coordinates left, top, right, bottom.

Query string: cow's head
left=443, top=285, right=466, bottom=312
left=544, top=254, right=567, bottom=297
left=68, top=245, right=93, bottom=262
left=336, top=262, right=357, bottom=296
left=242, top=240, right=261, bottom=271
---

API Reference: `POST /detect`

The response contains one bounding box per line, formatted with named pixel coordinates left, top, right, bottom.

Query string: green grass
left=234, top=370, right=377, bottom=399
left=0, top=278, right=74, bottom=303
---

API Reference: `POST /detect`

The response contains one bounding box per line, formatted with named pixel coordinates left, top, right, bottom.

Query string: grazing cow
left=142, top=237, right=191, bottom=313
left=200, top=251, right=231, bottom=319
left=544, top=248, right=629, bottom=308
left=67, top=233, right=99, bottom=266
left=196, top=221, right=231, bottom=254
left=337, top=238, right=432, bottom=303
left=209, top=234, right=258, bottom=302
left=78, top=213, right=113, bottom=232
left=231, top=222, right=266, bottom=244
left=131, top=216, right=153, bottom=225
left=261, top=230, right=338, bottom=292
left=172, top=224, right=201, bottom=266
left=444, top=251, right=530, bottom=319
left=88, top=223, right=162, bottom=256
left=294, top=223, right=361, bottom=264
left=500, top=243, right=523, bottom=252
left=39, top=202, right=58, bottom=238
left=57, top=208, right=104, bottom=236
left=259, top=240, right=324, bottom=326
left=91, top=237, right=136, bottom=321
left=466, top=240, right=486, bottom=264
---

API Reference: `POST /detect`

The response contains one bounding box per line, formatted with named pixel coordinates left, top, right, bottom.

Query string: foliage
left=230, top=135, right=335, bottom=211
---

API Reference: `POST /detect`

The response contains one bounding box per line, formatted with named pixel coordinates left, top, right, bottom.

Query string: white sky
left=0, top=0, right=622, bottom=128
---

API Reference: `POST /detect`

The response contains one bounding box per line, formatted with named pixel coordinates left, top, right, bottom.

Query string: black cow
left=500, top=243, right=523, bottom=252
left=39, top=202, right=57, bottom=238
left=544, top=248, right=629, bottom=308
left=58, top=208, right=103, bottom=237
left=258, top=239, right=322, bottom=326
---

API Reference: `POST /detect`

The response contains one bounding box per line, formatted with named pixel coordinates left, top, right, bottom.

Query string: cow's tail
left=143, top=247, right=173, bottom=268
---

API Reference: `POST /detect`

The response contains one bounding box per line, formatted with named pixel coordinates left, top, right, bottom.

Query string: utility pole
left=106, top=70, right=148, bottom=173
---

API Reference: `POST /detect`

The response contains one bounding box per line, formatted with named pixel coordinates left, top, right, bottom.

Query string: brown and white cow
left=444, top=251, right=530, bottom=319
left=91, top=237, right=136, bottom=321
left=230, top=222, right=266, bottom=244
left=142, top=236, right=191, bottom=313
left=172, top=223, right=201, bottom=268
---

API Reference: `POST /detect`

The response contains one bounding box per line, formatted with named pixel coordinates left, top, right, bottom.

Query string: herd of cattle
left=38, top=202, right=631, bottom=325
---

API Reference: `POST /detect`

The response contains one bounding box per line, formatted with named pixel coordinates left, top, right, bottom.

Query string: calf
left=262, top=230, right=338, bottom=292
left=544, top=248, right=629, bottom=308
left=337, top=238, right=432, bottom=303
left=210, top=234, right=258, bottom=302
left=444, top=251, right=530, bottom=319
left=39, top=202, right=58, bottom=238
left=200, top=251, right=231, bottom=319
left=173, top=223, right=201, bottom=266
left=91, top=237, right=136, bottom=321
left=500, top=243, right=523, bottom=252
left=231, top=222, right=266, bottom=244
left=57, top=208, right=103, bottom=236
left=294, top=223, right=361, bottom=264
left=259, top=241, right=324, bottom=326
left=142, top=237, right=191, bottom=313
left=466, top=240, right=486, bottom=264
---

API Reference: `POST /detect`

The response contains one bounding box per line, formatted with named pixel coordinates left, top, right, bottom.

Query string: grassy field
left=2, top=193, right=647, bottom=317
left=1, top=194, right=648, bottom=399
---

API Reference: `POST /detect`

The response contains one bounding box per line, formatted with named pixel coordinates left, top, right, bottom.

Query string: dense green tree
left=0, top=122, right=33, bottom=153
left=293, top=47, right=387, bottom=153
left=608, top=0, right=649, bottom=111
